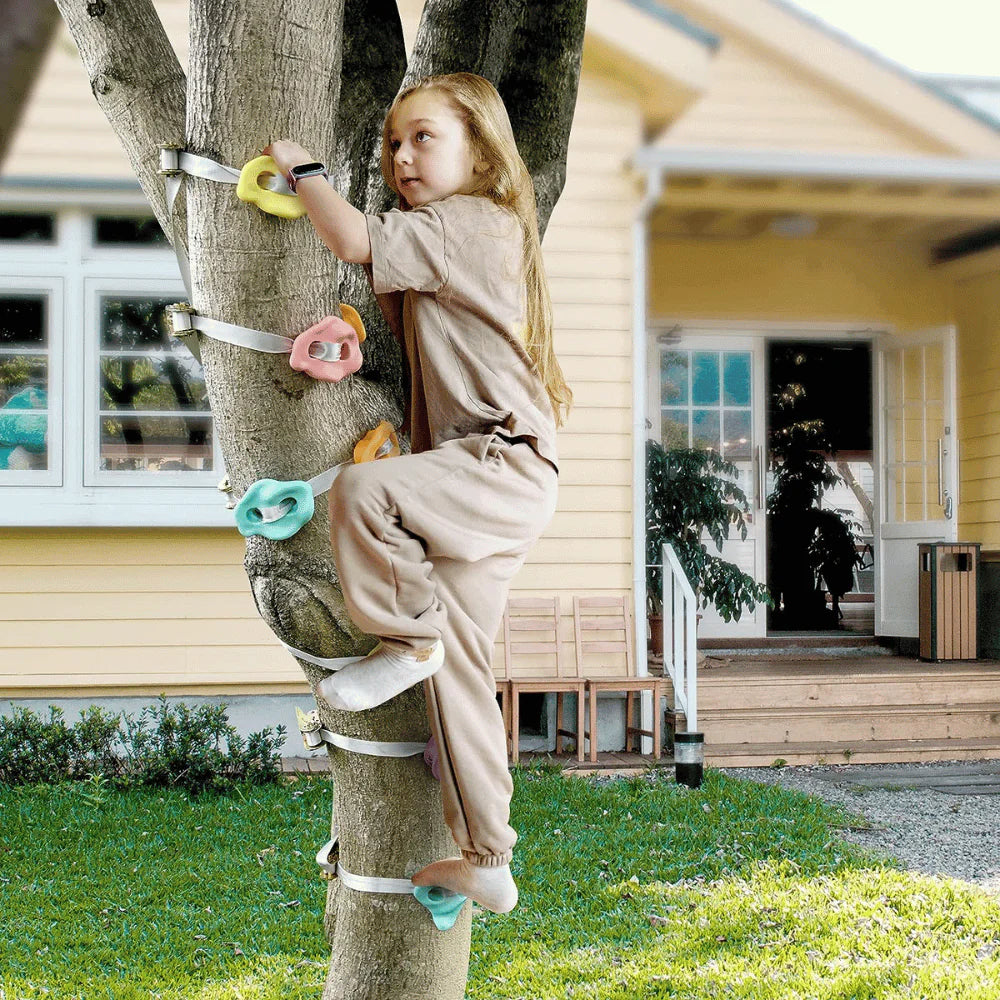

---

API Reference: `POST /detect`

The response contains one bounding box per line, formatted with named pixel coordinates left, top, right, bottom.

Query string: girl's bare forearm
left=295, top=177, right=372, bottom=264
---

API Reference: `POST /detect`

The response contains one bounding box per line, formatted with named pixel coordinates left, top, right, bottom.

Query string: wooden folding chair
left=503, top=596, right=586, bottom=764
left=573, top=595, right=663, bottom=764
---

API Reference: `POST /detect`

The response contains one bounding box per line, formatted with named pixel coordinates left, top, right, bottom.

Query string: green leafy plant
left=646, top=441, right=771, bottom=622
left=767, top=394, right=863, bottom=629
left=0, top=699, right=286, bottom=793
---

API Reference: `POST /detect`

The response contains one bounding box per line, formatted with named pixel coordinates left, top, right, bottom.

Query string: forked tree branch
left=0, top=0, right=62, bottom=166
left=52, top=0, right=186, bottom=245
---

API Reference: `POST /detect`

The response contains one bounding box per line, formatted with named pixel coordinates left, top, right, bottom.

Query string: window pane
left=94, top=216, right=169, bottom=246
left=0, top=374, right=48, bottom=471
left=660, top=350, right=688, bottom=405
left=691, top=352, right=720, bottom=405
left=723, top=352, right=751, bottom=406
left=100, top=354, right=209, bottom=412
left=661, top=409, right=688, bottom=449
left=100, top=416, right=213, bottom=472
left=0, top=296, right=45, bottom=346
left=723, top=409, right=751, bottom=461
left=0, top=294, right=49, bottom=472
left=101, top=297, right=173, bottom=351
left=98, top=295, right=213, bottom=476
left=692, top=409, right=720, bottom=451
left=0, top=213, right=54, bottom=243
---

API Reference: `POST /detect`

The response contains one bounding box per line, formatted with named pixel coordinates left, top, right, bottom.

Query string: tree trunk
left=55, top=1, right=586, bottom=996
left=0, top=0, right=62, bottom=166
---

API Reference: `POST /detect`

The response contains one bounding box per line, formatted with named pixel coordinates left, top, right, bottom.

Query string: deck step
left=701, top=703, right=1000, bottom=744
left=706, top=736, right=1000, bottom=768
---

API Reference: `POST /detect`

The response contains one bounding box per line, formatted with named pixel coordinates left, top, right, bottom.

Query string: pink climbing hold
left=424, top=736, right=441, bottom=781
left=289, top=315, right=363, bottom=382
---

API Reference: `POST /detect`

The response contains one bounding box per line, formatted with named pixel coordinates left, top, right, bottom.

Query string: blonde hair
left=380, top=72, right=572, bottom=426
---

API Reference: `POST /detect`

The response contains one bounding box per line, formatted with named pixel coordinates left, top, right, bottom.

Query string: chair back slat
left=572, top=595, right=634, bottom=679
left=502, top=596, right=569, bottom=679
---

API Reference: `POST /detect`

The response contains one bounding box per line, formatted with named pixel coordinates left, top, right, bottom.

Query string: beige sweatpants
left=328, top=432, right=558, bottom=867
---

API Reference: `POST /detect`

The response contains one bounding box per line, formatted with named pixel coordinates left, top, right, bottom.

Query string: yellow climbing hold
left=236, top=155, right=307, bottom=220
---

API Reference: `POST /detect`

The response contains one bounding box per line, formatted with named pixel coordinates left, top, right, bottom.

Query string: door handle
left=755, top=445, right=766, bottom=510
left=938, top=439, right=944, bottom=507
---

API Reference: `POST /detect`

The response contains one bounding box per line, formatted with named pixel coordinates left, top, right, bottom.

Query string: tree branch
left=407, top=0, right=587, bottom=236
left=52, top=0, right=186, bottom=243
left=0, top=0, right=62, bottom=167
left=334, top=0, right=408, bottom=410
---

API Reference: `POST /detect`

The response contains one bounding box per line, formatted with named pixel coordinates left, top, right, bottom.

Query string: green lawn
left=1, top=768, right=998, bottom=999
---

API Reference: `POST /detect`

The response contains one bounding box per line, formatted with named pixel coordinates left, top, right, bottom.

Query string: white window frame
left=84, top=277, right=220, bottom=488
left=0, top=189, right=232, bottom=527
left=0, top=275, right=63, bottom=488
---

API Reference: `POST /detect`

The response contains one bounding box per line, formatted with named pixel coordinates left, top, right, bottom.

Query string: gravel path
left=720, top=761, right=1000, bottom=897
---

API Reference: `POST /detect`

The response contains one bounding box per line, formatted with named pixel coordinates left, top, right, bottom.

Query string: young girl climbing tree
left=54, top=0, right=586, bottom=992
left=267, top=72, right=572, bottom=914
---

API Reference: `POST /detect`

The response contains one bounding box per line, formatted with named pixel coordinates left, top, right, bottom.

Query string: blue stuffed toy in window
left=0, top=386, right=47, bottom=470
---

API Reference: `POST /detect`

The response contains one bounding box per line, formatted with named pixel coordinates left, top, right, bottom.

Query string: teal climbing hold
left=234, top=478, right=314, bottom=539
left=413, top=885, right=467, bottom=931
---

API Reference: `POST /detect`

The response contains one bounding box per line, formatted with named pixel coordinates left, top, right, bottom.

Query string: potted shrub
left=645, top=441, right=772, bottom=653
left=766, top=421, right=863, bottom=630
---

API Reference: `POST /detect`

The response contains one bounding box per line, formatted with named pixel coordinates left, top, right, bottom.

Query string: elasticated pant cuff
left=462, top=849, right=513, bottom=868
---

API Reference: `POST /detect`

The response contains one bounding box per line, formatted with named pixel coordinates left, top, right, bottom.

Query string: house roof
left=771, top=0, right=1000, bottom=139
left=647, top=0, right=1000, bottom=158
left=584, top=0, right=719, bottom=133
left=923, top=75, right=1000, bottom=133
left=624, top=0, right=720, bottom=51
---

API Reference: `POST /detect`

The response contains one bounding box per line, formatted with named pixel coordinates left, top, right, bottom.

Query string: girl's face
left=388, top=90, right=481, bottom=208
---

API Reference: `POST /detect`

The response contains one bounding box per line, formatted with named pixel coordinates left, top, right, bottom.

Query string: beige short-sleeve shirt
left=365, top=194, right=558, bottom=472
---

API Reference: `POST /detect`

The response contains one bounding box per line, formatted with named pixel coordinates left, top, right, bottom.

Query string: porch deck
left=659, top=653, right=1000, bottom=768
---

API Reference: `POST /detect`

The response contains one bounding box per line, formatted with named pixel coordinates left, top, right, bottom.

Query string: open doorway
left=766, top=340, right=875, bottom=635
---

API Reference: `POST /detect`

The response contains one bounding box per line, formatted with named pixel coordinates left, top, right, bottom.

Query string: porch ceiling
left=651, top=172, right=1000, bottom=244
left=639, top=148, right=1000, bottom=247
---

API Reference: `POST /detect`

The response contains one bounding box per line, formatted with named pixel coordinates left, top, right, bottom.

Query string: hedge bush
left=0, top=697, right=286, bottom=793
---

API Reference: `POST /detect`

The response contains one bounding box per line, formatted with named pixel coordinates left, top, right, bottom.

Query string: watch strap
left=288, top=161, right=329, bottom=193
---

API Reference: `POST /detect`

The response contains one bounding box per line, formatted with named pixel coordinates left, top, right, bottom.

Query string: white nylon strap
left=337, top=863, right=415, bottom=895
left=282, top=643, right=364, bottom=671
left=306, top=462, right=349, bottom=498
left=170, top=308, right=293, bottom=354
left=309, top=341, right=344, bottom=362
left=316, top=836, right=339, bottom=875
left=258, top=499, right=295, bottom=523
left=160, top=147, right=292, bottom=302
left=326, top=732, right=427, bottom=758
left=316, top=829, right=417, bottom=894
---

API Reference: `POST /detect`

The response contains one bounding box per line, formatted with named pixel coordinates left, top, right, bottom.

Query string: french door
left=651, top=335, right=767, bottom=639
left=876, top=327, right=958, bottom=637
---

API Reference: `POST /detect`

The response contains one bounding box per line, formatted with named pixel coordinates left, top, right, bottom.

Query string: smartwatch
left=288, top=161, right=329, bottom=192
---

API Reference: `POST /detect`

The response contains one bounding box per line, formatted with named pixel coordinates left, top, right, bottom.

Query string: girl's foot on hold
left=318, top=640, right=444, bottom=712
left=411, top=857, right=518, bottom=914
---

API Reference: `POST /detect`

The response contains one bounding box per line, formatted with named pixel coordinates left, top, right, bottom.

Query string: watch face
left=292, top=162, right=326, bottom=177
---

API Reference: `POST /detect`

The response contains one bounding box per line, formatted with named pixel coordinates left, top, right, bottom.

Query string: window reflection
left=0, top=295, right=48, bottom=472
left=99, top=297, right=214, bottom=473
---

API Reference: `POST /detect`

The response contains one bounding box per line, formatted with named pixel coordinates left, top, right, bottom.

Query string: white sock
left=318, top=640, right=444, bottom=712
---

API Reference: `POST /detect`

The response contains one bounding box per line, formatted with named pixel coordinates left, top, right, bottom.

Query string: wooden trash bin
left=919, top=542, right=980, bottom=661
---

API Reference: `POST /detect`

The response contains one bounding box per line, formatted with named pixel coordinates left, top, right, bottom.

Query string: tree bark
left=0, top=0, right=62, bottom=167
left=408, top=0, right=586, bottom=235
left=56, top=2, right=587, bottom=996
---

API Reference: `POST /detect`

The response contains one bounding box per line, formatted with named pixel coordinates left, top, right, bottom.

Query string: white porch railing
left=660, top=543, right=698, bottom=732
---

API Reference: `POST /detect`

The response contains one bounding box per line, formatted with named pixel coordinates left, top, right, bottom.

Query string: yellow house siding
left=658, top=36, right=944, bottom=156
left=0, top=529, right=300, bottom=698
left=953, top=271, right=1000, bottom=549
left=649, top=236, right=953, bottom=328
